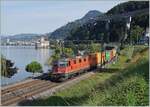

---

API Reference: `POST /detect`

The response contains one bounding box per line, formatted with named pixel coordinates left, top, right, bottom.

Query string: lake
left=0, top=46, right=53, bottom=86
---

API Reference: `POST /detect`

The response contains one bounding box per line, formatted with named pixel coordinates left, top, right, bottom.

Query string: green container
left=106, top=51, right=110, bottom=61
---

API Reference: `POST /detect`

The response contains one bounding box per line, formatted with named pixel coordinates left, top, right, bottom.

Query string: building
left=6, top=38, right=10, bottom=44
left=35, top=37, right=49, bottom=48
left=138, top=27, right=149, bottom=45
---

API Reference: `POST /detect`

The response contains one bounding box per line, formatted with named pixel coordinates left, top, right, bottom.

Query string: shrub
left=25, top=61, right=43, bottom=74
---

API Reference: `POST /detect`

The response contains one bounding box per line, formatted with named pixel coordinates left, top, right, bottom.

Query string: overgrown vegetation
left=65, top=42, right=101, bottom=54
left=21, top=46, right=149, bottom=106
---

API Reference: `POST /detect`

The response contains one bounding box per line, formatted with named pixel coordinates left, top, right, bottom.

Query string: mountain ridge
left=48, top=1, right=149, bottom=41
left=1, top=33, right=44, bottom=42
left=48, top=10, right=103, bottom=39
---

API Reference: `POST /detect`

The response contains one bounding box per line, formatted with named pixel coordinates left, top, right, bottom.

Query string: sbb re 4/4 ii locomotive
left=50, top=48, right=117, bottom=81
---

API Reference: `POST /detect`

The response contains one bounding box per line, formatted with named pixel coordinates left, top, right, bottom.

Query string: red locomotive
left=50, top=48, right=117, bottom=81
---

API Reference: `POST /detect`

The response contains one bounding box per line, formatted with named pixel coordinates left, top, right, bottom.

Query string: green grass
left=99, top=58, right=149, bottom=106
left=19, top=46, right=149, bottom=106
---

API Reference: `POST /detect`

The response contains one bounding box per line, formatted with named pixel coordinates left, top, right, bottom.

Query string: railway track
left=2, top=80, right=48, bottom=100
left=2, top=83, right=58, bottom=106
left=2, top=79, right=41, bottom=95
left=1, top=79, right=59, bottom=106
left=1, top=71, right=97, bottom=106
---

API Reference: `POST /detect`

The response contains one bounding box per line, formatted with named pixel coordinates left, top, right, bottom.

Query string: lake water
left=0, top=46, right=53, bottom=86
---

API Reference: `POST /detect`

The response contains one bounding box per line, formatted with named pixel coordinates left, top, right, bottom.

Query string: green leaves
left=63, top=48, right=74, bottom=57
left=47, top=47, right=74, bottom=65
left=130, top=25, right=144, bottom=43
left=103, top=76, right=148, bottom=106
left=25, top=61, right=43, bottom=74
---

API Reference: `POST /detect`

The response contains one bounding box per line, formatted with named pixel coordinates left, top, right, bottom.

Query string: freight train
left=50, top=47, right=117, bottom=81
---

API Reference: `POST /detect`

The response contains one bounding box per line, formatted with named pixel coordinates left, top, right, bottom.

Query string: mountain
left=106, top=1, right=149, bottom=29
left=65, top=1, right=149, bottom=43
left=48, top=10, right=103, bottom=39
left=79, top=10, right=103, bottom=23
left=48, top=1, right=148, bottom=41
left=1, top=33, right=43, bottom=42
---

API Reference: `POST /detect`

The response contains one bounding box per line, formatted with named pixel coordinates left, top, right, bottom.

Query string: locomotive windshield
left=58, top=61, right=68, bottom=67
left=57, top=59, right=69, bottom=67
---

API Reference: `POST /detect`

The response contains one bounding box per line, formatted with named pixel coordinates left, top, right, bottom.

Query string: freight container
left=96, top=52, right=101, bottom=65
left=105, top=51, right=110, bottom=61
left=112, top=49, right=116, bottom=57
left=101, top=52, right=105, bottom=64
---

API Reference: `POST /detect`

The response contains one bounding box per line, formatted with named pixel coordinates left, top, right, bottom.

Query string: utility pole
left=61, top=40, right=64, bottom=57
left=106, top=20, right=110, bottom=44
left=59, top=40, right=64, bottom=57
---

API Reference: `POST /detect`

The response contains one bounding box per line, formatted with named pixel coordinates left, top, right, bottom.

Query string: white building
left=145, top=27, right=149, bottom=37
left=35, top=37, right=49, bottom=48
left=6, top=38, right=10, bottom=44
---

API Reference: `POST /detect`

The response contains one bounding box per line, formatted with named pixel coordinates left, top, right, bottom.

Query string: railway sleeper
left=1, top=80, right=41, bottom=95
left=2, top=83, right=57, bottom=106
left=2, top=81, right=52, bottom=102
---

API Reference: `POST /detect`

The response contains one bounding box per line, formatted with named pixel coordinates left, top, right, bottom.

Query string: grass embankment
left=21, top=46, right=149, bottom=106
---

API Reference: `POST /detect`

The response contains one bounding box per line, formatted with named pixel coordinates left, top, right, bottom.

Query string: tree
left=63, top=48, right=74, bottom=57
left=1, top=55, right=7, bottom=77
left=47, top=47, right=74, bottom=65
left=25, top=61, right=43, bottom=75
left=47, top=54, right=61, bottom=65
left=88, top=42, right=101, bottom=53
left=130, top=25, right=144, bottom=44
left=47, top=47, right=61, bottom=65
left=1, top=54, right=17, bottom=78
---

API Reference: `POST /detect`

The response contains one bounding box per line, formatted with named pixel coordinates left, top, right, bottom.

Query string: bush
left=25, top=61, right=43, bottom=74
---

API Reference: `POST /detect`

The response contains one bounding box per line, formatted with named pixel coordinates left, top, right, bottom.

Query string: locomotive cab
left=52, top=59, right=69, bottom=73
left=58, top=60, right=68, bottom=67
left=51, top=58, right=70, bottom=81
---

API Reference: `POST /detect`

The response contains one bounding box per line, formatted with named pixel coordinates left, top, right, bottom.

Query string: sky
left=1, top=0, right=126, bottom=36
